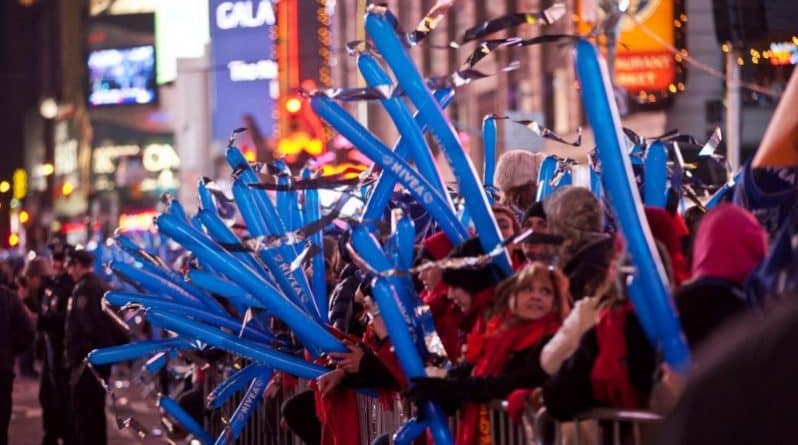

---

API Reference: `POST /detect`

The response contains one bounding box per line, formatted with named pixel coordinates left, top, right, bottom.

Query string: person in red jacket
left=417, top=231, right=463, bottom=360
left=410, top=263, right=567, bottom=445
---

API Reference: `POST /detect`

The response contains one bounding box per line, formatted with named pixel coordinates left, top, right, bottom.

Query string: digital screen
left=88, top=45, right=157, bottom=106
left=209, top=0, right=276, bottom=140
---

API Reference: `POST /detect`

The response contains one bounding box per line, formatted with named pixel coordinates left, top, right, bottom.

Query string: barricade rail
left=200, top=367, right=662, bottom=445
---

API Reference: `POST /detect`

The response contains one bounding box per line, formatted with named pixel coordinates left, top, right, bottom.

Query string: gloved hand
left=540, top=295, right=600, bottom=375
left=406, top=377, right=463, bottom=403
left=506, top=389, right=532, bottom=424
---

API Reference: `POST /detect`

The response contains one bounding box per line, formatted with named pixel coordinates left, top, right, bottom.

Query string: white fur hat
left=493, top=150, right=543, bottom=191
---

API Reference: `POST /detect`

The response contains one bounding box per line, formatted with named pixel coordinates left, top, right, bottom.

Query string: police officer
left=64, top=250, right=127, bottom=445
left=0, top=280, right=34, bottom=445
left=22, top=253, right=73, bottom=445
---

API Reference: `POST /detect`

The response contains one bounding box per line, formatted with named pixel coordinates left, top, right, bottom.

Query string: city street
left=8, top=373, right=165, bottom=444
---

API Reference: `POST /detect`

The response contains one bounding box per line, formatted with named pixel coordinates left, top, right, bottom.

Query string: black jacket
left=0, top=285, right=34, bottom=371
left=657, top=296, right=798, bottom=445
left=65, top=272, right=128, bottom=369
left=542, top=312, right=656, bottom=421
left=564, top=236, right=615, bottom=301
left=37, top=272, right=74, bottom=370
left=327, top=264, right=365, bottom=337
left=409, top=336, right=552, bottom=405
left=674, top=277, right=747, bottom=350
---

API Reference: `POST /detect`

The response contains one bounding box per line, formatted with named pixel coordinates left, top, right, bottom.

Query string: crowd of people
left=2, top=73, right=797, bottom=445
left=268, top=142, right=794, bottom=445
left=1, top=148, right=795, bottom=445
left=0, top=246, right=128, bottom=445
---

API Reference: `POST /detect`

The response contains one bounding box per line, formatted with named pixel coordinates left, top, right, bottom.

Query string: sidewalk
left=8, top=373, right=166, bottom=444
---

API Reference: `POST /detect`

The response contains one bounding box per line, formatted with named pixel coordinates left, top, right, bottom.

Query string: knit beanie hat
left=441, top=237, right=504, bottom=294
left=494, top=150, right=543, bottom=191
left=417, top=231, right=454, bottom=262
left=522, top=201, right=546, bottom=223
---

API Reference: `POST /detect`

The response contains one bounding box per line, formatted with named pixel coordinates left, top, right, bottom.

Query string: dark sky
left=0, top=1, right=42, bottom=242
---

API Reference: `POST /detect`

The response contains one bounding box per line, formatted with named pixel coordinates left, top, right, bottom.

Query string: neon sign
left=215, top=0, right=275, bottom=30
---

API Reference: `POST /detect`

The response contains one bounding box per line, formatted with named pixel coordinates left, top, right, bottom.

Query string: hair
left=492, top=262, right=570, bottom=322
left=501, top=182, right=538, bottom=212
left=491, top=203, right=521, bottom=235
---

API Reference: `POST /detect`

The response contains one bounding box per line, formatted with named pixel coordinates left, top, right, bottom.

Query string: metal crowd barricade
left=552, top=407, right=664, bottom=445
left=200, top=364, right=538, bottom=445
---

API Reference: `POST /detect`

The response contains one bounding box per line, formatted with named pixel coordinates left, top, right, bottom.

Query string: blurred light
left=19, top=211, right=29, bottom=224
left=668, top=84, right=677, bottom=93
left=40, top=163, right=55, bottom=176
left=737, top=57, right=744, bottom=65
left=62, top=181, right=74, bottom=196
left=721, top=43, right=730, bottom=53
left=26, top=251, right=37, bottom=261
left=39, top=98, right=58, bottom=119
left=244, top=150, right=256, bottom=162
left=8, top=233, right=19, bottom=247
left=285, top=97, right=302, bottom=113
left=0, top=182, right=9, bottom=193
left=618, top=0, right=630, bottom=12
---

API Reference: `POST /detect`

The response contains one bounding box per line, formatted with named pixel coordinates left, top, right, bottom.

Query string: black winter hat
left=522, top=201, right=546, bottom=223
left=441, top=237, right=504, bottom=295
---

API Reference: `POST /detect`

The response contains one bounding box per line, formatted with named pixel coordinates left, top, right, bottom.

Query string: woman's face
left=495, top=212, right=517, bottom=240
left=418, top=262, right=443, bottom=291
left=447, top=286, right=473, bottom=312
left=512, top=276, right=555, bottom=321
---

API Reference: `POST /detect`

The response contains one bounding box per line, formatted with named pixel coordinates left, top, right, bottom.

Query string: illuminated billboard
left=209, top=0, right=277, bottom=140
left=577, top=0, right=686, bottom=102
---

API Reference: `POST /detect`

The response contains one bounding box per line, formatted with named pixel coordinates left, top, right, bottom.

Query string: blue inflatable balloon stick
left=483, top=115, right=498, bottom=196
left=88, top=338, right=193, bottom=366
left=589, top=162, right=603, bottom=199
left=372, top=279, right=454, bottom=445
left=301, top=167, right=328, bottom=323
left=214, top=375, right=270, bottom=445
left=365, top=8, right=511, bottom=277
left=310, top=93, right=467, bottom=245
left=104, top=291, right=278, bottom=344
left=575, top=39, right=690, bottom=372
left=536, top=155, right=559, bottom=201
left=156, top=213, right=346, bottom=354
left=207, top=364, right=272, bottom=409
left=146, top=310, right=329, bottom=379
left=159, top=395, right=214, bottom=445
left=186, top=270, right=266, bottom=310
left=144, top=351, right=168, bottom=374
left=358, top=53, right=450, bottom=205
left=362, top=88, right=455, bottom=223
left=109, top=261, right=220, bottom=314
left=644, top=141, right=668, bottom=208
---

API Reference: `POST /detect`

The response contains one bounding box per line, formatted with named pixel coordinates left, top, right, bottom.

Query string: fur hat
left=494, top=150, right=543, bottom=191
left=544, top=186, right=603, bottom=236
left=441, top=238, right=504, bottom=294
left=544, top=186, right=605, bottom=267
